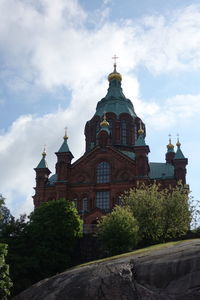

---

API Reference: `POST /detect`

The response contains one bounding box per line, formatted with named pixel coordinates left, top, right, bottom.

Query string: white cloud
left=1, top=1, right=200, bottom=217
left=144, top=93, right=200, bottom=131
left=0, top=76, right=108, bottom=216
left=1, top=1, right=200, bottom=92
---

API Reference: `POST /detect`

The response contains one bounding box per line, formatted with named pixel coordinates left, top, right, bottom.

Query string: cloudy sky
left=0, top=0, right=200, bottom=220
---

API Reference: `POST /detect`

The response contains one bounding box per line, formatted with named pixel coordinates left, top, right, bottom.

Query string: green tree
left=161, top=184, right=191, bottom=240
left=0, top=195, right=12, bottom=299
left=0, top=199, right=82, bottom=296
left=97, top=205, right=139, bottom=256
left=122, top=183, right=191, bottom=244
left=0, top=244, right=12, bottom=299
left=0, top=214, right=29, bottom=296
left=27, top=199, right=83, bottom=281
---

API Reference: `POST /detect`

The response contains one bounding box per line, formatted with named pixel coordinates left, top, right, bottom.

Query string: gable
left=71, top=146, right=136, bottom=184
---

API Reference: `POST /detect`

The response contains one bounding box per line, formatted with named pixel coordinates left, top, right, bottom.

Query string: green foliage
left=0, top=195, right=12, bottom=299
left=122, top=183, right=192, bottom=244
left=161, top=184, right=191, bottom=240
left=97, top=206, right=139, bottom=255
left=0, top=244, right=12, bottom=299
left=27, top=199, right=83, bottom=278
left=0, top=206, right=12, bottom=227
left=0, top=199, right=82, bottom=296
left=1, top=214, right=30, bottom=295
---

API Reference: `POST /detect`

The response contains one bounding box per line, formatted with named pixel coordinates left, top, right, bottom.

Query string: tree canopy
left=97, top=205, right=139, bottom=255
left=27, top=199, right=83, bottom=278
left=0, top=195, right=12, bottom=299
left=0, top=199, right=83, bottom=296
left=122, top=183, right=191, bottom=244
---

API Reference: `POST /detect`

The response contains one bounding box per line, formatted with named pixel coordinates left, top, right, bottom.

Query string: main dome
left=95, top=67, right=137, bottom=118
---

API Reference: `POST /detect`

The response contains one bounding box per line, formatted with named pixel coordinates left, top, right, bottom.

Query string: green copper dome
left=95, top=75, right=137, bottom=118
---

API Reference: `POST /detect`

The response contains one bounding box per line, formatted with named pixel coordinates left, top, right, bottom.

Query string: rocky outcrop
left=14, top=239, right=200, bottom=300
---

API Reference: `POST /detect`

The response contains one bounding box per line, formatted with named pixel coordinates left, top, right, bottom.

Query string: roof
left=119, top=150, right=135, bottom=160
left=95, top=78, right=137, bottom=118
left=36, top=157, right=48, bottom=169
left=174, top=147, right=185, bottom=159
left=48, top=174, right=58, bottom=185
left=58, top=139, right=70, bottom=153
left=135, top=134, right=146, bottom=146
left=149, top=162, right=175, bottom=179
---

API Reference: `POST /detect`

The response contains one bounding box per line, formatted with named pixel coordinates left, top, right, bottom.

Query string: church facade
left=33, top=64, right=188, bottom=227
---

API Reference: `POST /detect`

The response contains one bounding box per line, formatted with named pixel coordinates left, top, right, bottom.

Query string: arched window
left=96, top=191, right=110, bottom=212
left=96, top=161, right=110, bottom=183
left=121, top=120, right=127, bottom=145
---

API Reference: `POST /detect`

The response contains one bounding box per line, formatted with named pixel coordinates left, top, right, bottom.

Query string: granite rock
left=14, top=239, right=200, bottom=300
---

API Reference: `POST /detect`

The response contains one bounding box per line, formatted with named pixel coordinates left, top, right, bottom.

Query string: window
left=97, top=161, right=110, bottom=183
left=96, top=191, right=110, bottom=211
left=121, top=120, right=127, bottom=145
left=82, top=197, right=88, bottom=212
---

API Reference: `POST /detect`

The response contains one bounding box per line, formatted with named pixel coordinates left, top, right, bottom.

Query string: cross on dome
left=112, top=54, right=119, bottom=72
left=167, top=133, right=174, bottom=150
left=64, top=127, right=68, bottom=140
left=42, top=144, right=47, bottom=157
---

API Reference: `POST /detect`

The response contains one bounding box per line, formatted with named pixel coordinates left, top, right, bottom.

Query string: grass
left=72, top=238, right=200, bottom=270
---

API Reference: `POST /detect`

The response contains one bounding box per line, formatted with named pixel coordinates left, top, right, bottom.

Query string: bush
left=97, top=206, right=139, bottom=256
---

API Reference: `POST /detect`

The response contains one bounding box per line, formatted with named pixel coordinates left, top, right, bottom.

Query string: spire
left=166, top=134, right=174, bottom=152
left=63, top=127, right=68, bottom=140
left=58, top=128, right=70, bottom=153
left=174, top=135, right=185, bottom=159
left=135, top=121, right=146, bottom=146
left=165, top=135, right=175, bottom=164
left=36, top=146, right=49, bottom=169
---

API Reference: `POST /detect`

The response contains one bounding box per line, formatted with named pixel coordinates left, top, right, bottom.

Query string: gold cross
left=112, top=54, right=119, bottom=65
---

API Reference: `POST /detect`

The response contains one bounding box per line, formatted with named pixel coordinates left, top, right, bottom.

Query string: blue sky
left=0, top=0, right=200, bottom=223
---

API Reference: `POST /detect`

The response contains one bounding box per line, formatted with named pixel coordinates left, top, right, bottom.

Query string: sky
left=0, top=0, right=200, bottom=223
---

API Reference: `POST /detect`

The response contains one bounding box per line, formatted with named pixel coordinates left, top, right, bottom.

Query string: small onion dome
left=176, top=138, right=181, bottom=147
left=63, top=127, right=68, bottom=140
left=63, top=133, right=68, bottom=140
left=108, top=71, right=122, bottom=82
left=42, top=148, right=46, bottom=158
left=100, top=114, right=109, bottom=127
left=167, top=139, right=174, bottom=150
left=138, top=120, right=144, bottom=135
left=138, top=128, right=144, bottom=135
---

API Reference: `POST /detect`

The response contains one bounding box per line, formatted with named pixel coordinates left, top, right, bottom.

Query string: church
left=33, top=60, right=188, bottom=229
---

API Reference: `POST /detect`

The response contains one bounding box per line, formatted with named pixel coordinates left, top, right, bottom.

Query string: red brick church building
left=33, top=62, right=188, bottom=227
